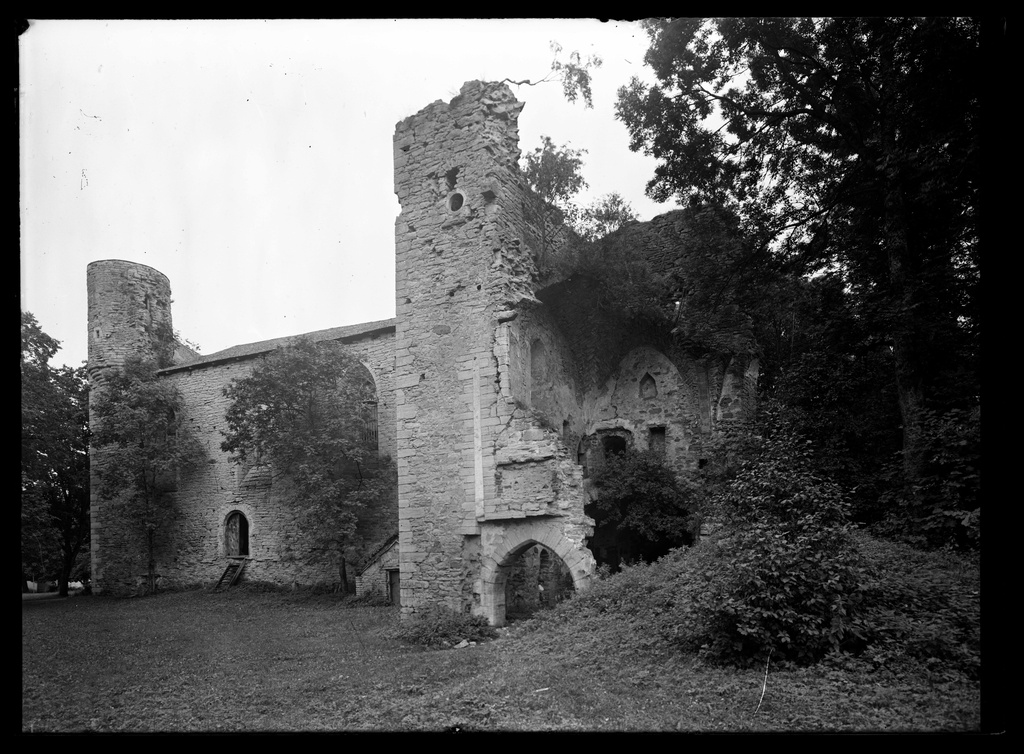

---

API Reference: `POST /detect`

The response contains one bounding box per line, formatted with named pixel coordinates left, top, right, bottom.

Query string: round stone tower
left=86, top=260, right=175, bottom=594
left=87, top=259, right=175, bottom=381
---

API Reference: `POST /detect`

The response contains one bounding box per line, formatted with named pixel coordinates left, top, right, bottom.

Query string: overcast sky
left=20, top=19, right=677, bottom=370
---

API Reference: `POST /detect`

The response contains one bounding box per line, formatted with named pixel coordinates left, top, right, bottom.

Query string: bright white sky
left=20, top=18, right=675, bottom=370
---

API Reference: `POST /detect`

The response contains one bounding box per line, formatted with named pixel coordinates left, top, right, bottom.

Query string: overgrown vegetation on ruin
left=613, top=18, right=981, bottom=550
left=586, top=449, right=702, bottom=569
left=220, top=337, right=396, bottom=589
left=90, top=356, right=205, bottom=594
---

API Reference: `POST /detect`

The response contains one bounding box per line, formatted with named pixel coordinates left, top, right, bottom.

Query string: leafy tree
left=220, top=337, right=392, bottom=590
left=521, top=135, right=587, bottom=266
left=587, top=448, right=701, bottom=569
left=616, top=18, right=981, bottom=514
left=502, top=40, right=603, bottom=108
left=21, top=312, right=90, bottom=596
left=548, top=41, right=603, bottom=108
left=574, top=192, right=639, bottom=242
left=91, top=356, right=204, bottom=594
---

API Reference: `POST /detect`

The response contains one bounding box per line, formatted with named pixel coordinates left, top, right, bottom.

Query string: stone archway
left=477, top=519, right=595, bottom=626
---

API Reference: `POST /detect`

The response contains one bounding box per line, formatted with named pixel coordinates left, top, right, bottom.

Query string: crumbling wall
left=585, top=346, right=704, bottom=477
left=393, top=81, right=595, bottom=623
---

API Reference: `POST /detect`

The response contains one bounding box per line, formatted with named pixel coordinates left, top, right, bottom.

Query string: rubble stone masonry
left=87, top=82, right=756, bottom=619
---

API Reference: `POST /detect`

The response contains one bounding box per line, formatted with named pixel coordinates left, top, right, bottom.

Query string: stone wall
left=355, top=536, right=399, bottom=601
left=158, top=325, right=398, bottom=591
left=87, top=259, right=398, bottom=595
left=87, top=260, right=177, bottom=594
left=392, top=81, right=596, bottom=624
left=87, top=81, right=758, bottom=611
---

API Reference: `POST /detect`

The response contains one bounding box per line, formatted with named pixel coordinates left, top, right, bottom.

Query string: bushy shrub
left=875, top=406, right=981, bottom=550
left=396, top=605, right=497, bottom=649
left=520, top=543, right=717, bottom=656
left=852, top=532, right=980, bottom=682
left=587, top=449, right=702, bottom=567
left=692, top=417, right=866, bottom=666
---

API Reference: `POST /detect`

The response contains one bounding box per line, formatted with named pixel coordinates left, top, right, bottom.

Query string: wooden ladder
left=214, top=559, right=247, bottom=590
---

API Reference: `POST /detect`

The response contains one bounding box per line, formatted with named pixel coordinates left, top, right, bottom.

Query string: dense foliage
left=21, top=312, right=90, bottom=595
left=587, top=449, right=701, bottom=568
left=572, top=192, right=638, bottom=242
left=616, top=17, right=982, bottom=544
left=220, top=337, right=395, bottom=588
left=696, top=417, right=866, bottom=665
left=91, top=356, right=205, bottom=593
left=394, top=605, right=498, bottom=649
left=520, top=135, right=587, bottom=265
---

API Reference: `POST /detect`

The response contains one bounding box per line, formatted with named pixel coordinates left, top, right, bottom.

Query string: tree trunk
left=884, top=167, right=929, bottom=508
left=339, top=556, right=350, bottom=594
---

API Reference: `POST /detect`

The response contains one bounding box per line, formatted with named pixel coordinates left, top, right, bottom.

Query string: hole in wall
left=448, top=192, right=465, bottom=212
left=649, top=426, right=666, bottom=457
left=445, top=167, right=460, bottom=190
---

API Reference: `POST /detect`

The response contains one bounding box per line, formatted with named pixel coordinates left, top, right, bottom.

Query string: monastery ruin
left=87, top=81, right=758, bottom=625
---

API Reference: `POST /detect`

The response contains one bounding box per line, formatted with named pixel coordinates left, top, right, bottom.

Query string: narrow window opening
left=445, top=167, right=460, bottom=190
left=649, top=427, right=666, bottom=458
left=362, top=400, right=379, bottom=451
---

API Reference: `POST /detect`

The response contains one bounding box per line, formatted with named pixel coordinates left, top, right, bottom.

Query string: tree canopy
left=21, top=312, right=90, bottom=595
left=220, top=337, right=394, bottom=588
left=91, top=356, right=204, bottom=593
left=616, top=18, right=981, bottom=540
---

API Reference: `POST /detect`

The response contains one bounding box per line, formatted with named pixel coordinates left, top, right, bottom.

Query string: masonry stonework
left=87, top=81, right=757, bottom=622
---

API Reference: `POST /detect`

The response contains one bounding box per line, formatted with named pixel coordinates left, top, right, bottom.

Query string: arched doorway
left=477, top=520, right=595, bottom=626
left=225, top=511, right=249, bottom=557
left=504, top=543, right=575, bottom=621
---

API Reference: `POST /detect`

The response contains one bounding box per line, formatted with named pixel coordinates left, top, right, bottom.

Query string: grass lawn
left=23, top=582, right=981, bottom=733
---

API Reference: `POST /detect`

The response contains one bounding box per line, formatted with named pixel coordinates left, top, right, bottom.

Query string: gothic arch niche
left=639, top=372, right=658, bottom=399
left=225, top=510, right=250, bottom=557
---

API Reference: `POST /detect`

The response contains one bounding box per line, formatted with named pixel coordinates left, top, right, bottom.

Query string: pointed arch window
left=639, top=373, right=658, bottom=400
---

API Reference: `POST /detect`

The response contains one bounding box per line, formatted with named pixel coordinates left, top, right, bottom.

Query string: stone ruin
left=87, top=81, right=757, bottom=625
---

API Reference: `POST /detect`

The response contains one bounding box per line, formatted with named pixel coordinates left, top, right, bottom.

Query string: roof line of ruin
left=158, top=317, right=397, bottom=375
